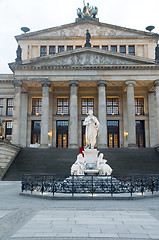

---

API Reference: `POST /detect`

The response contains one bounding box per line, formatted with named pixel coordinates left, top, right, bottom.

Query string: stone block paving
left=12, top=210, right=159, bottom=239
left=0, top=210, right=12, bottom=219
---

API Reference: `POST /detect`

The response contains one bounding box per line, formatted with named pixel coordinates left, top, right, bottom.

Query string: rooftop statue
left=77, top=1, right=98, bottom=19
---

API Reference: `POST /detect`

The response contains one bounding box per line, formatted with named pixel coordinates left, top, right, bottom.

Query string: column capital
left=12, top=80, right=23, bottom=88
left=41, top=81, right=51, bottom=87
left=69, top=80, right=79, bottom=87
left=125, top=80, right=136, bottom=87
left=97, top=80, right=107, bottom=87
left=154, top=80, right=159, bottom=87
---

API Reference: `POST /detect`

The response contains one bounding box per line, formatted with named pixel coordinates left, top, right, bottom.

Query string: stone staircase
left=0, top=142, right=21, bottom=180
left=2, top=147, right=159, bottom=181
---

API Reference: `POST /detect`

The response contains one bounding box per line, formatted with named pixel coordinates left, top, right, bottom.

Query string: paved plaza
left=0, top=181, right=159, bottom=240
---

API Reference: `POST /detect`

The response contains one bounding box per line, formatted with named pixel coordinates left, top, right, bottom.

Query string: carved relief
left=36, top=52, right=137, bottom=67
left=35, top=24, right=140, bottom=38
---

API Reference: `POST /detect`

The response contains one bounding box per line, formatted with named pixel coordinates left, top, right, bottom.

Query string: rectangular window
left=93, top=46, right=99, bottom=49
left=67, top=46, right=73, bottom=51
left=58, top=46, right=64, bottom=53
left=76, top=46, right=82, bottom=49
left=120, top=45, right=126, bottom=54
left=40, top=46, right=47, bottom=56
left=5, top=121, right=12, bottom=142
left=135, top=98, right=144, bottom=115
left=49, top=46, right=55, bottom=55
left=107, top=98, right=119, bottom=115
left=111, top=45, right=117, bottom=52
left=7, top=99, right=13, bottom=116
left=102, top=45, right=108, bottom=51
left=129, top=45, right=135, bottom=55
left=32, top=98, right=42, bottom=115
left=82, top=98, right=94, bottom=115
left=57, top=98, right=69, bottom=115
left=0, top=99, right=3, bottom=116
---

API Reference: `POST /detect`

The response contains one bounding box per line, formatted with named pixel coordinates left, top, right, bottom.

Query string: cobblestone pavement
left=0, top=181, right=159, bottom=240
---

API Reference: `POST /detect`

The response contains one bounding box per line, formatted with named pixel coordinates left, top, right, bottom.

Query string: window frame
left=58, top=46, right=64, bottom=53
left=135, top=98, right=144, bottom=115
left=107, top=98, right=119, bottom=115
left=32, top=98, right=42, bottom=116
left=0, top=98, right=3, bottom=116
left=120, top=45, right=126, bottom=54
left=129, top=45, right=135, bottom=55
left=49, top=46, right=55, bottom=55
left=81, top=97, right=94, bottom=115
left=111, top=45, right=117, bottom=52
left=7, top=98, right=13, bottom=116
left=40, top=46, right=47, bottom=56
left=56, top=98, right=69, bottom=115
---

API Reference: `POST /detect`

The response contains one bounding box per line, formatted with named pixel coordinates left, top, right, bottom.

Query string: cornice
left=15, top=20, right=159, bottom=41
left=10, top=64, right=159, bottom=71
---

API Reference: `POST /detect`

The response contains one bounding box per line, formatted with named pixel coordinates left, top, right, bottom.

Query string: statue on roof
left=77, top=1, right=98, bottom=19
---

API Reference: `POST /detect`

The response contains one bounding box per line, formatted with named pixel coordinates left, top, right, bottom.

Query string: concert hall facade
left=0, top=12, right=159, bottom=149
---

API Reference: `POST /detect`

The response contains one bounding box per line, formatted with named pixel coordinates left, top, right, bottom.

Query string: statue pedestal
left=83, top=149, right=99, bottom=164
left=83, top=149, right=99, bottom=175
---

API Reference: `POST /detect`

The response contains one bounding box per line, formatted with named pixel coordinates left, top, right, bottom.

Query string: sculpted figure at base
left=71, top=154, right=86, bottom=175
left=83, top=110, right=100, bottom=149
left=97, top=153, right=113, bottom=175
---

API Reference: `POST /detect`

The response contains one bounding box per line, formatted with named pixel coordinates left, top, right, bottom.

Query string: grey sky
left=0, top=0, right=158, bottom=73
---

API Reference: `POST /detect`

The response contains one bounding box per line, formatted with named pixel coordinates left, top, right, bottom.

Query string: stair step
left=2, top=147, right=159, bottom=181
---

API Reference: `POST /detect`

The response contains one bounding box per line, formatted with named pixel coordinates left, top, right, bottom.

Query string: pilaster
left=12, top=81, right=22, bottom=146
left=154, top=80, right=159, bottom=146
left=68, top=80, right=79, bottom=148
left=40, top=81, right=51, bottom=147
left=125, top=80, right=137, bottom=147
left=20, top=92, right=28, bottom=147
left=97, top=80, right=107, bottom=148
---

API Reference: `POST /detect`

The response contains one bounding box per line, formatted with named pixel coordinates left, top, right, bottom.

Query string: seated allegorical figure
left=97, top=153, right=113, bottom=176
left=71, top=154, right=86, bottom=175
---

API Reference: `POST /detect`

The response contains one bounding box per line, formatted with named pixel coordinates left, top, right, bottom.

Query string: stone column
left=20, top=92, right=28, bottom=147
left=41, top=82, right=50, bottom=147
left=97, top=80, right=107, bottom=148
left=154, top=80, right=159, bottom=146
left=125, top=80, right=136, bottom=147
left=68, top=80, right=79, bottom=148
left=12, top=81, right=22, bottom=146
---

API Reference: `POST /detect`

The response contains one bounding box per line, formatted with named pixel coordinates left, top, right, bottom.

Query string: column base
left=128, top=143, right=137, bottom=148
left=98, top=144, right=108, bottom=148
left=68, top=144, right=79, bottom=149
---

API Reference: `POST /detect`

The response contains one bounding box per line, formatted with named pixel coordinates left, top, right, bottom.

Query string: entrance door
left=136, top=120, right=145, bottom=148
left=56, top=121, right=68, bottom=148
left=31, top=121, right=41, bottom=144
left=107, top=120, right=119, bottom=148
left=82, top=120, right=86, bottom=148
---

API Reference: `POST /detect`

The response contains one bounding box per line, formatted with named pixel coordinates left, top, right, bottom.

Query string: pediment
left=16, top=48, right=155, bottom=69
left=16, top=20, right=157, bottom=40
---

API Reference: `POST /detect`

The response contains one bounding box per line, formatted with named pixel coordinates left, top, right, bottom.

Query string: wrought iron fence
left=21, top=174, right=159, bottom=197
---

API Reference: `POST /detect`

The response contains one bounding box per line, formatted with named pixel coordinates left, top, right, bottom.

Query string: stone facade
left=0, top=19, right=159, bottom=148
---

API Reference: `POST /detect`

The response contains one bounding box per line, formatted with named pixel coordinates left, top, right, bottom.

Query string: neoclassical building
left=0, top=10, right=159, bottom=149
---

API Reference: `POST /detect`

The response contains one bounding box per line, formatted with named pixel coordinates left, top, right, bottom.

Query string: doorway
left=107, top=120, right=119, bottom=148
left=31, top=121, right=41, bottom=144
left=136, top=120, right=145, bottom=148
left=56, top=121, right=68, bottom=148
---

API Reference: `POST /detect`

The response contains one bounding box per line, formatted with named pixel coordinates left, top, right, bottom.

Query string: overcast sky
left=0, top=0, right=159, bottom=74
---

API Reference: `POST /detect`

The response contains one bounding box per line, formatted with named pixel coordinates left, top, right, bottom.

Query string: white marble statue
left=71, top=153, right=86, bottom=175
left=97, top=153, right=113, bottom=175
left=83, top=110, right=100, bottom=149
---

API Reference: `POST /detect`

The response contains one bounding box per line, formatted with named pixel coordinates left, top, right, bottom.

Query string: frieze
left=30, top=24, right=142, bottom=39
left=35, top=52, right=137, bottom=67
